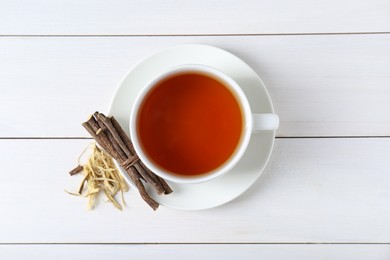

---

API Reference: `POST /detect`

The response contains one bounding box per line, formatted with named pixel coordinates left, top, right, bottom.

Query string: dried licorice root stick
left=69, top=165, right=83, bottom=176
left=82, top=112, right=172, bottom=210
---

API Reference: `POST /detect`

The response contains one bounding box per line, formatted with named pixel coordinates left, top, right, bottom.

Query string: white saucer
left=108, top=44, right=276, bottom=210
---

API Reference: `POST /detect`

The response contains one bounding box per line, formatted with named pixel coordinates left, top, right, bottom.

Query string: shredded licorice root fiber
left=66, top=143, right=129, bottom=210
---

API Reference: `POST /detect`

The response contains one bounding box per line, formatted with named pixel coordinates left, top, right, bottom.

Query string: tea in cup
left=130, top=65, right=279, bottom=184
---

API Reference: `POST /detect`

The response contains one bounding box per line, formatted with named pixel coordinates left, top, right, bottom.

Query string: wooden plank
left=0, top=138, right=389, bottom=243
left=0, top=0, right=389, bottom=35
left=0, top=35, right=389, bottom=137
left=1, top=244, right=389, bottom=260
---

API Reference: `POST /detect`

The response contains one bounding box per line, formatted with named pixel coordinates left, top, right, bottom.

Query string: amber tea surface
left=137, top=72, right=243, bottom=176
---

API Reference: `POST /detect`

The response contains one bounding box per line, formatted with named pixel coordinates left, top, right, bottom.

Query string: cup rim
left=129, top=64, right=253, bottom=184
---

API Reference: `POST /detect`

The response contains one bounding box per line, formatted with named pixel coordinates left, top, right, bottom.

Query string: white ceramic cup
left=130, top=64, right=279, bottom=184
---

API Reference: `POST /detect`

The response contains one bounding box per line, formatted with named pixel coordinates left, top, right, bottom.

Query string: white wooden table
left=1, top=1, right=390, bottom=259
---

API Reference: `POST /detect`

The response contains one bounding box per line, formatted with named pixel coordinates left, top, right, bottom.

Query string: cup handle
left=252, top=114, right=279, bottom=131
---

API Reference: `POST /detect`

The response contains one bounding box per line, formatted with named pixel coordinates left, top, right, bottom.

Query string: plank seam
left=0, top=242, right=389, bottom=245
left=0, top=136, right=388, bottom=140
left=0, top=32, right=389, bottom=37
